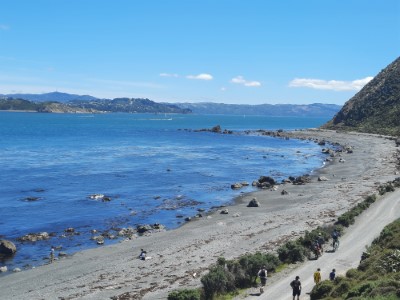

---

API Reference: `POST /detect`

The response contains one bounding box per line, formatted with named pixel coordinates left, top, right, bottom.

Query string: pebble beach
left=0, top=129, right=398, bottom=300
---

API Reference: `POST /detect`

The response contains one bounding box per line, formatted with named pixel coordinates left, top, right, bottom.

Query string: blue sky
left=1, top=0, right=399, bottom=105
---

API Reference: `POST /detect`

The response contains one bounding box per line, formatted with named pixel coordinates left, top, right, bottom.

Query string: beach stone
left=211, top=125, right=222, bottom=133
left=231, top=183, right=243, bottom=189
left=17, top=232, right=49, bottom=242
left=281, top=189, right=289, bottom=195
left=25, top=196, right=41, bottom=201
left=247, top=198, right=260, bottom=207
left=0, top=240, right=17, bottom=256
left=220, top=209, right=229, bottom=214
left=0, top=266, right=8, bottom=273
left=58, top=252, right=67, bottom=257
left=318, top=176, right=329, bottom=181
left=13, top=268, right=21, bottom=272
left=258, top=176, right=277, bottom=185
left=292, top=175, right=311, bottom=185
left=137, top=225, right=152, bottom=233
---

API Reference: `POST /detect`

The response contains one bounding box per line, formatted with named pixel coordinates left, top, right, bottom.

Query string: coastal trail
left=240, top=188, right=400, bottom=300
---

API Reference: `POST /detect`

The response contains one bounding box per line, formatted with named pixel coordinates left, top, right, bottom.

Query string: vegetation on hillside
left=322, top=57, right=400, bottom=136
left=0, top=97, right=191, bottom=114
left=310, top=219, right=400, bottom=300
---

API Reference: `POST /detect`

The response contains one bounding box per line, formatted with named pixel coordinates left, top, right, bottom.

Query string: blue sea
left=0, top=112, right=329, bottom=270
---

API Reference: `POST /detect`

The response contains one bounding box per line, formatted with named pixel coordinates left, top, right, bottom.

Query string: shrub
left=346, top=268, right=361, bottom=279
left=346, top=282, right=375, bottom=298
left=238, top=252, right=280, bottom=284
left=168, top=289, right=201, bottom=300
left=331, top=280, right=352, bottom=297
left=310, top=281, right=334, bottom=300
left=201, top=266, right=235, bottom=299
left=277, top=241, right=308, bottom=263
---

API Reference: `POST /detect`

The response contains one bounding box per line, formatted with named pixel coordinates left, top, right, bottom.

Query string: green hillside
left=322, top=57, right=400, bottom=136
left=310, top=218, right=400, bottom=300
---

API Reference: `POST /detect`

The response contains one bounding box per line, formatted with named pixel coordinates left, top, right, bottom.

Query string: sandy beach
left=0, top=129, right=399, bottom=300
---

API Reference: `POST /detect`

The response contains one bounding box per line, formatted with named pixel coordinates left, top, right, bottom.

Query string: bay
left=0, top=112, right=329, bottom=270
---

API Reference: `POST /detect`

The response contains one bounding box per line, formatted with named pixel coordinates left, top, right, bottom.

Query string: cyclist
left=332, top=229, right=340, bottom=250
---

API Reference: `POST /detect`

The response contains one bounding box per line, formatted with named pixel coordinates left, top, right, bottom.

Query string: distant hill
left=174, top=102, right=341, bottom=117
left=70, top=98, right=192, bottom=114
left=0, top=95, right=192, bottom=114
left=0, top=91, right=342, bottom=117
left=0, top=98, right=96, bottom=113
left=322, top=57, right=400, bottom=136
left=0, top=91, right=98, bottom=103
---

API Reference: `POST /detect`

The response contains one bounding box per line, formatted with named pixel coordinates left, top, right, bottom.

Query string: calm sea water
left=0, top=112, right=329, bottom=270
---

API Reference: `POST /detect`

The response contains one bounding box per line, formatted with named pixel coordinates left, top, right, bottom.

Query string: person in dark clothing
left=329, top=269, right=336, bottom=281
left=290, top=276, right=301, bottom=300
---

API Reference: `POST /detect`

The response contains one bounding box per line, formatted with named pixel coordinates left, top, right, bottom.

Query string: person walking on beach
left=329, top=269, right=336, bottom=281
left=314, top=268, right=321, bottom=285
left=290, top=276, right=301, bottom=300
left=257, top=265, right=267, bottom=293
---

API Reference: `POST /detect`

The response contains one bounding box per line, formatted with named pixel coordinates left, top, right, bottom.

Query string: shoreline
left=0, top=129, right=398, bottom=300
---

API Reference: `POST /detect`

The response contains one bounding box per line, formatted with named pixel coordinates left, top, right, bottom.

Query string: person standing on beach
left=49, top=247, right=55, bottom=263
left=257, top=265, right=267, bottom=293
left=314, top=268, right=321, bottom=284
left=290, top=276, right=301, bottom=300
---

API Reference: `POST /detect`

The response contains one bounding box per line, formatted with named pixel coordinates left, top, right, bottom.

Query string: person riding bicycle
left=332, top=229, right=340, bottom=247
left=313, top=239, right=321, bottom=257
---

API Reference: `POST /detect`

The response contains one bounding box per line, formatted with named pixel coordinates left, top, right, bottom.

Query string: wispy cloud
left=231, top=76, right=261, bottom=87
left=186, top=73, right=213, bottom=80
left=0, top=24, right=9, bottom=31
left=289, top=77, right=373, bottom=91
left=159, top=73, right=179, bottom=78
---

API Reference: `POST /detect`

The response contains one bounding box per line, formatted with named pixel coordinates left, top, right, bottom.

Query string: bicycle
left=333, top=239, right=339, bottom=252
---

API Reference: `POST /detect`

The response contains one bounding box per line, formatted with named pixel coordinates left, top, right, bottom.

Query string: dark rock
left=0, top=240, right=17, bottom=256
left=258, top=176, right=277, bottom=185
left=17, top=232, right=50, bottom=242
left=211, top=125, right=222, bottom=133
left=231, top=183, right=243, bottom=189
left=247, top=198, right=260, bottom=207
left=25, top=197, right=41, bottom=201
left=281, top=189, right=289, bottom=195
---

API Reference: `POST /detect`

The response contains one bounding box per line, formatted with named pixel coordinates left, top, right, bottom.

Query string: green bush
left=336, top=194, right=377, bottom=227
left=238, top=252, right=280, bottom=284
left=310, top=281, right=334, bottom=300
left=167, top=289, right=201, bottom=300
left=346, top=282, right=375, bottom=298
left=201, top=265, right=235, bottom=299
left=277, top=241, right=308, bottom=263
left=346, top=268, right=361, bottom=279
left=331, top=279, right=352, bottom=297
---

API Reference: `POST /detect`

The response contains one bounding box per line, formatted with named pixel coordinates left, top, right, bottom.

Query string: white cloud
left=159, top=73, right=179, bottom=77
left=186, top=73, right=213, bottom=80
left=0, top=24, right=9, bottom=30
left=231, top=75, right=261, bottom=87
left=289, top=76, right=373, bottom=91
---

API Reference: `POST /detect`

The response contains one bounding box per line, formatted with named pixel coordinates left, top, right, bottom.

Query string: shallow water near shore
left=0, top=112, right=329, bottom=271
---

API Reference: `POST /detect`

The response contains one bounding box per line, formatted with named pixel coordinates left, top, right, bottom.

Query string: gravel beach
left=0, top=129, right=398, bottom=300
